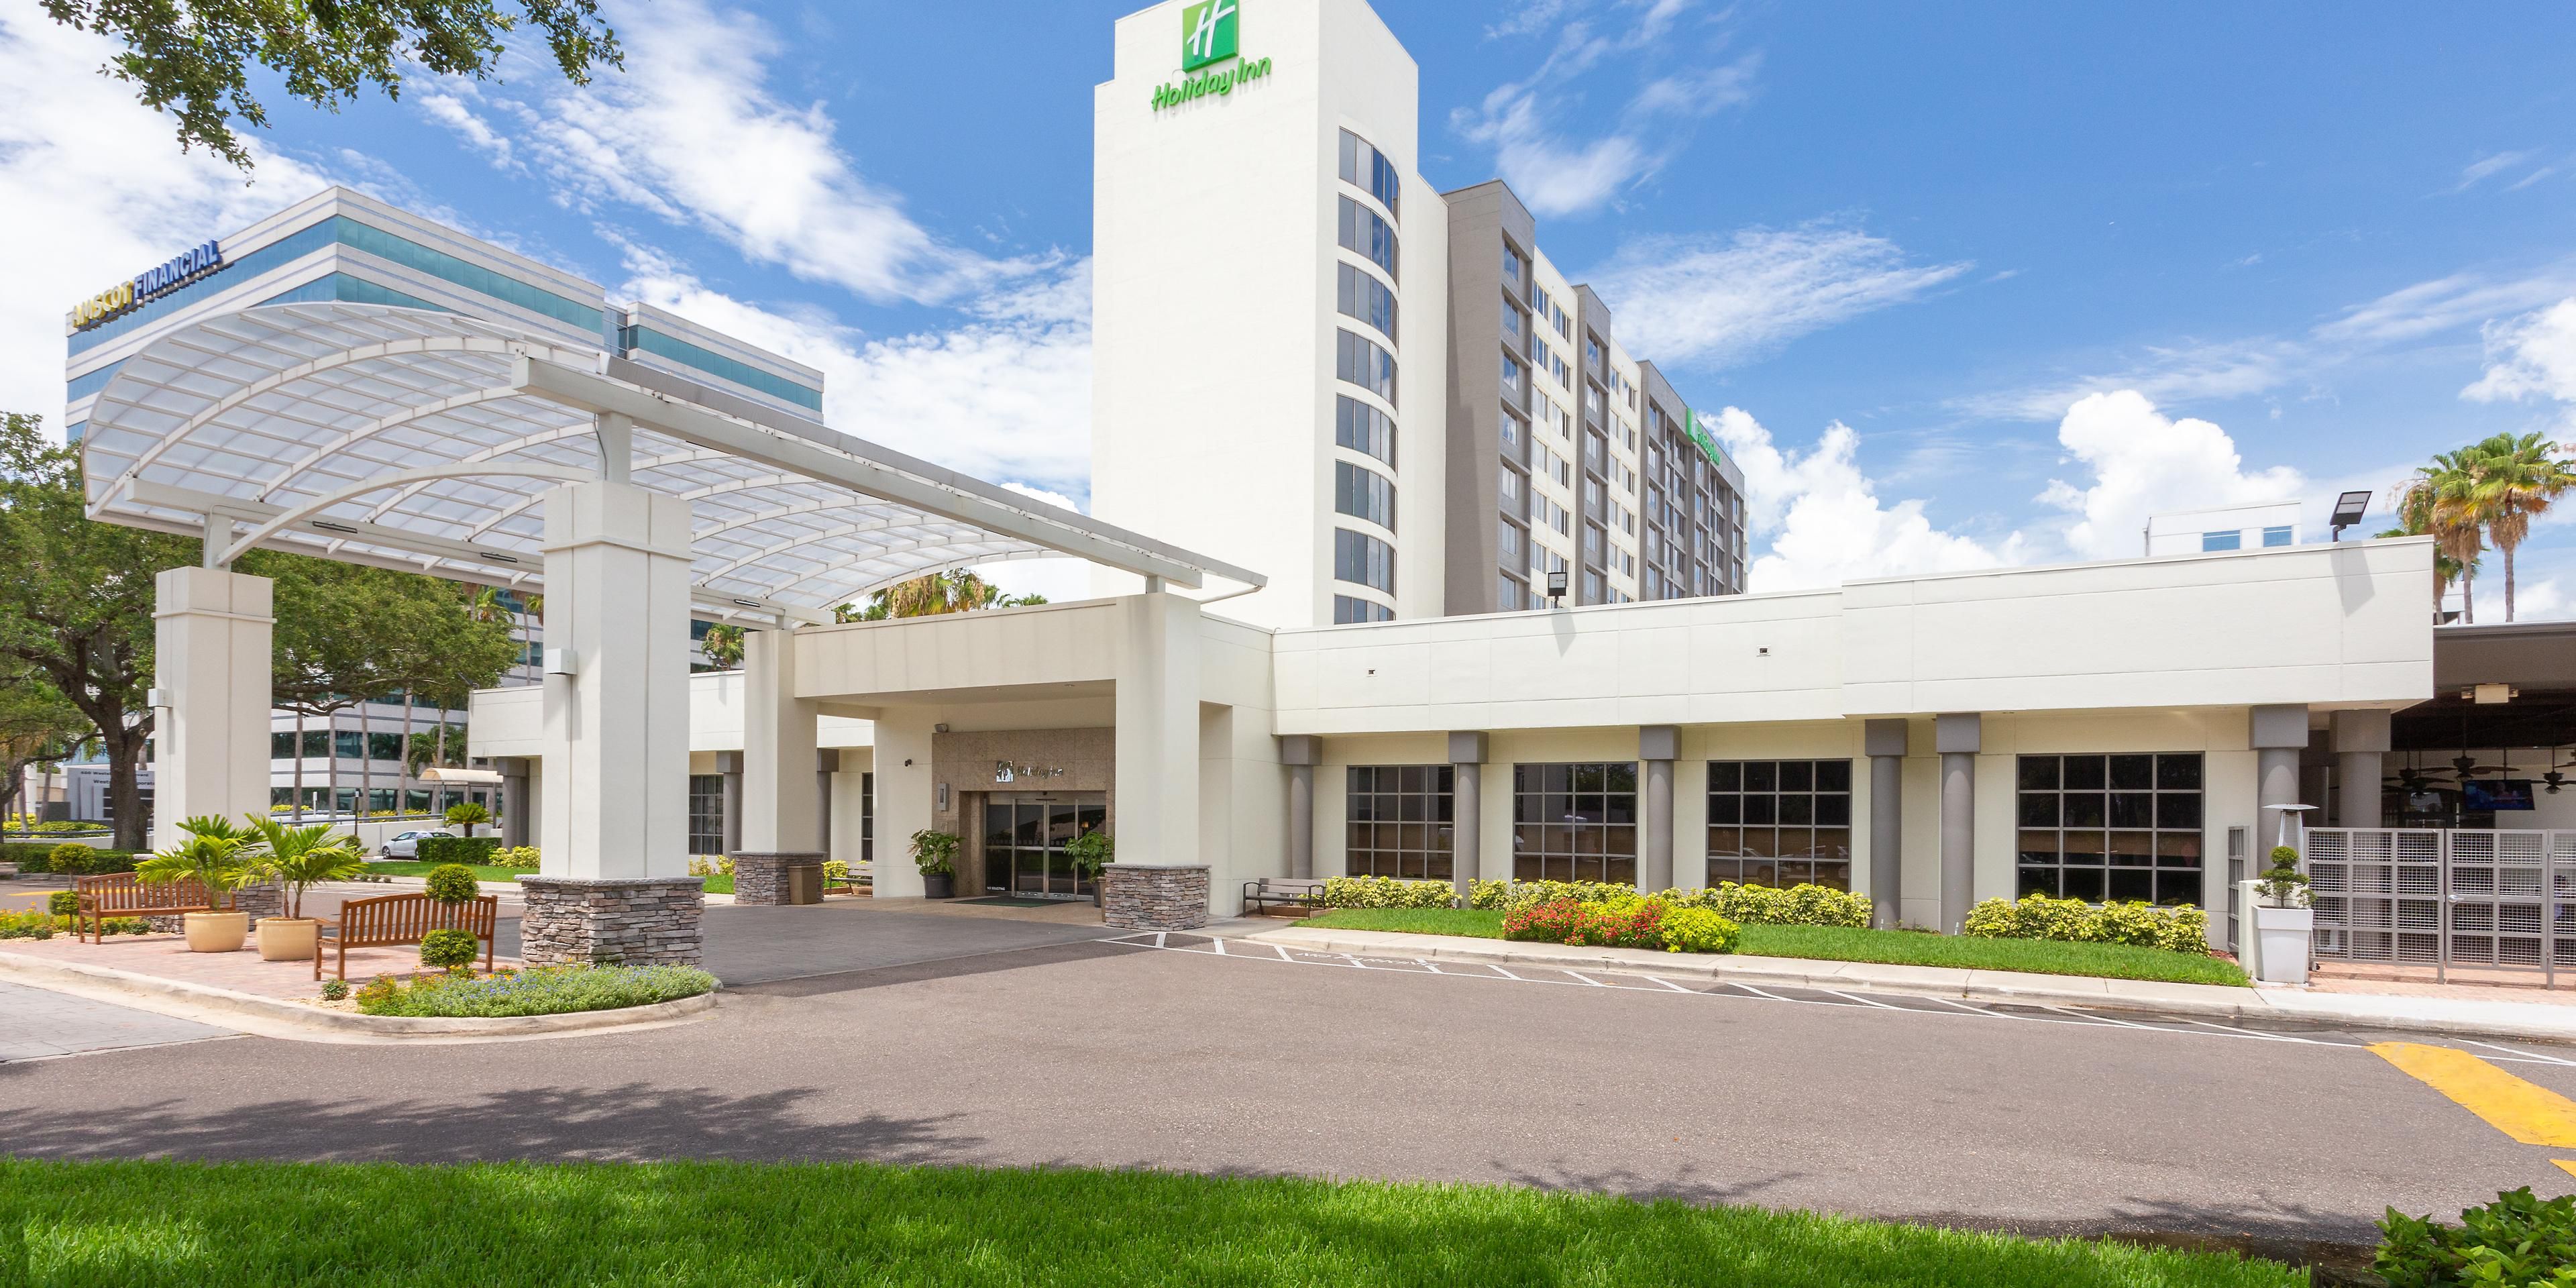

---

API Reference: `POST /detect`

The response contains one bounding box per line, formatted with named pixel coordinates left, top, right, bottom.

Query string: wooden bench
left=1240, top=877, right=1330, bottom=917
left=74, top=873, right=212, bottom=944
left=315, top=891, right=500, bottom=980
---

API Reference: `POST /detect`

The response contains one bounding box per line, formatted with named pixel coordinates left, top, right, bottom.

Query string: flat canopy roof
left=79, top=302, right=1262, bottom=622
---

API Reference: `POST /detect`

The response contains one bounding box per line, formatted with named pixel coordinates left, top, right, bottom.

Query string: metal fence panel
left=2306, top=828, right=2570, bottom=984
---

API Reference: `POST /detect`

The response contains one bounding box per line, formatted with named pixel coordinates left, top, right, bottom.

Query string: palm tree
left=248, top=818, right=364, bottom=920
left=2398, top=448, right=2491, bottom=622
left=2458, top=431, right=2576, bottom=622
left=834, top=570, right=1048, bottom=623
left=700, top=624, right=746, bottom=669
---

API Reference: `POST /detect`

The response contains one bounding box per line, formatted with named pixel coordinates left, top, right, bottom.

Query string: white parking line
left=1099, top=934, right=2576, bottom=1065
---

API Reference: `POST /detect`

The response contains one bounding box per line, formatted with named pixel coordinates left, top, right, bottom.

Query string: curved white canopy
left=80, top=302, right=1260, bottom=621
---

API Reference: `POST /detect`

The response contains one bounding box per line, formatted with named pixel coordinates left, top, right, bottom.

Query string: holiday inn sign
left=1152, top=0, right=1273, bottom=111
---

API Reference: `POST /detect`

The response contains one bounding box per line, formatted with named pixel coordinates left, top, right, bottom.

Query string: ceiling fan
left=2544, top=747, right=2571, bottom=796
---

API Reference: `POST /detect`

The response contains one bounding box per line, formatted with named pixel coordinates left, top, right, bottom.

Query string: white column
left=872, top=710, right=936, bottom=898
left=538, top=480, right=694, bottom=879
left=1449, top=731, right=1488, bottom=904
left=739, top=625, right=822, bottom=853
left=153, top=566, right=273, bottom=851
left=1114, top=592, right=1201, bottom=866
left=1936, top=712, right=1981, bottom=934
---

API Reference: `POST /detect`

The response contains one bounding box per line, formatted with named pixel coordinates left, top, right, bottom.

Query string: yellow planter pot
left=182, top=910, right=250, bottom=953
left=256, top=917, right=319, bottom=962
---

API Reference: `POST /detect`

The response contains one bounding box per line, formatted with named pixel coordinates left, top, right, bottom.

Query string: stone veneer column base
left=1101, top=864, right=1210, bottom=931
left=729, top=851, right=826, bottom=906
left=519, top=876, right=706, bottom=967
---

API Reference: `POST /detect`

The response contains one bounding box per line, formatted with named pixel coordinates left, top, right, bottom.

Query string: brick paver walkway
left=2, top=930, right=519, bottom=1000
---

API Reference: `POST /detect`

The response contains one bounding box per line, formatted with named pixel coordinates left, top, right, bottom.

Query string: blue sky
left=5, top=0, right=2574, bottom=614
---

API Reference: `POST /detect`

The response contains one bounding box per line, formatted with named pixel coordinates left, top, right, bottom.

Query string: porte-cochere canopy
left=80, top=302, right=1260, bottom=621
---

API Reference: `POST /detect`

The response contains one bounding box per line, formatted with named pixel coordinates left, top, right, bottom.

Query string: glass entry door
left=981, top=794, right=1108, bottom=898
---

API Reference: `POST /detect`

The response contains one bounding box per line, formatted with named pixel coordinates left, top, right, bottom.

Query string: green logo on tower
left=1181, top=0, right=1240, bottom=71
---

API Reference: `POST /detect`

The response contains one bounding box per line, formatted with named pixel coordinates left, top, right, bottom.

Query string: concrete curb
left=1242, top=927, right=2576, bottom=1045
left=0, top=949, right=719, bottom=1046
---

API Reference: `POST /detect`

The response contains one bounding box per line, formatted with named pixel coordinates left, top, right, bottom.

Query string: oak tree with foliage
left=0, top=414, right=200, bottom=849
left=0, top=659, right=90, bottom=829
left=42, top=0, right=622, bottom=169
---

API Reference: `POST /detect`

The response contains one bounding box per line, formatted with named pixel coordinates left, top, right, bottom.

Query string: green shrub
left=319, top=978, right=351, bottom=1002
left=1963, top=894, right=2210, bottom=955
left=415, top=835, right=501, bottom=868
left=1499, top=879, right=1644, bottom=914
left=32, top=843, right=136, bottom=876
left=423, top=863, right=482, bottom=904
left=1320, top=875, right=1457, bottom=910
left=2, top=841, right=56, bottom=868
left=47, top=891, right=78, bottom=916
left=1466, top=878, right=1510, bottom=910
left=356, top=964, right=717, bottom=1018
left=419, top=928, right=480, bottom=972
left=487, top=845, right=540, bottom=869
left=1661, top=906, right=1741, bottom=955
left=48, top=843, right=88, bottom=872
left=2376, top=1187, right=2576, bottom=1287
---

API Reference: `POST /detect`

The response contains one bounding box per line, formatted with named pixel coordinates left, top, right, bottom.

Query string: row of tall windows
left=1334, top=461, right=1395, bottom=532
left=269, top=730, right=408, bottom=761
left=1336, top=329, right=1397, bottom=407
left=1334, top=395, right=1395, bottom=466
left=1338, top=129, right=1400, bottom=217
left=1332, top=595, right=1394, bottom=624
left=1338, top=755, right=2212, bottom=904
left=1336, top=263, right=1397, bottom=341
left=1336, top=197, right=1399, bottom=282
left=1333, top=528, right=1395, bottom=594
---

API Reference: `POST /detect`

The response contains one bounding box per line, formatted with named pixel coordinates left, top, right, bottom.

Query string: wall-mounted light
left=936, top=783, right=950, bottom=812
left=934, top=723, right=951, bottom=734
left=544, top=649, right=579, bottom=676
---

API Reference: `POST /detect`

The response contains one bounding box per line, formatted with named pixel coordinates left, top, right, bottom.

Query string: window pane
left=2109, top=831, right=2154, bottom=867
left=2157, top=794, right=2202, bottom=828
left=2110, top=792, right=2154, bottom=828
left=2018, top=830, right=2059, bottom=863
left=1779, top=794, right=1813, bottom=826
left=2017, top=757, right=2059, bottom=790
left=1709, top=762, right=1741, bottom=792
left=1815, top=761, right=1851, bottom=792
left=1814, top=794, right=1850, bottom=827
left=2156, top=754, right=2202, bottom=791
left=1744, top=762, right=1776, bottom=793
left=2064, top=756, right=2106, bottom=790
left=2109, top=755, right=2154, bottom=790
left=1707, top=795, right=1740, bottom=824
left=1780, top=762, right=1813, bottom=792
left=2063, top=794, right=2106, bottom=828
left=2019, top=793, right=2059, bottom=827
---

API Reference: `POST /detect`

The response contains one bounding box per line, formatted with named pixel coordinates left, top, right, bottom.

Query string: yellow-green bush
left=1659, top=882, right=1872, bottom=929
left=1499, top=879, right=1644, bottom=914
left=1660, top=906, right=1741, bottom=955
left=1319, top=875, right=1456, bottom=909
left=1963, top=894, right=2210, bottom=955
left=1466, top=879, right=1510, bottom=910
left=686, top=855, right=736, bottom=878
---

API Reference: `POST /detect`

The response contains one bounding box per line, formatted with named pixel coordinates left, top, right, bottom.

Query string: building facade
left=1091, top=0, right=1742, bottom=631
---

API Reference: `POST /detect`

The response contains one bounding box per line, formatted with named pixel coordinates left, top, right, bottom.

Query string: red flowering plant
left=1503, top=897, right=1584, bottom=943
left=1566, top=897, right=1666, bottom=949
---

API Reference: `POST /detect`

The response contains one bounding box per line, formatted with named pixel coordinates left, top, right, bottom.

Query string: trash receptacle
left=787, top=863, right=824, bottom=906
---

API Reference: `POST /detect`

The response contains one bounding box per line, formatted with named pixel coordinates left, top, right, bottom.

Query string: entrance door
left=981, top=794, right=1108, bottom=898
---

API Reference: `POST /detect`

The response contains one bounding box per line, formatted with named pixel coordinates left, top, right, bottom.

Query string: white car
left=376, top=830, right=455, bottom=859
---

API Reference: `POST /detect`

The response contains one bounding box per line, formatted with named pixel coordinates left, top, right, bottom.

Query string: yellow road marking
left=2374, top=1042, right=2576, bottom=1148
left=2557, top=1161, right=2576, bottom=1180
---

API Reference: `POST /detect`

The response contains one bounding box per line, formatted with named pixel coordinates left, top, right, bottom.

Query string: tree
left=445, top=800, right=491, bottom=838
left=42, top=0, right=621, bottom=170
left=834, top=570, right=1046, bottom=623
left=700, top=624, right=745, bottom=669
left=0, top=414, right=199, bottom=850
left=2398, top=448, right=2491, bottom=623
left=2457, top=431, right=2575, bottom=623
left=0, top=662, right=89, bottom=830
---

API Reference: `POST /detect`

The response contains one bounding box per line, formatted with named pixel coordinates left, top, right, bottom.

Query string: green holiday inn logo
left=1182, top=0, right=1238, bottom=70
left=1153, top=0, right=1271, bottom=111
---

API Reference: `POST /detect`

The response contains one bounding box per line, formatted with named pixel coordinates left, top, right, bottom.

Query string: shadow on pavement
left=1909, top=1199, right=2384, bottom=1282
left=729, top=939, right=1146, bottom=998
left=0, top=1082, right=984, bottom=1165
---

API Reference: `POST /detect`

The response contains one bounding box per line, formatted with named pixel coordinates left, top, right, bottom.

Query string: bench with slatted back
left=318, top=891, right=499, bottom=980
left=1240, top=877, right=1330, bottom=917
left=74, top=873, right=212, bottom=944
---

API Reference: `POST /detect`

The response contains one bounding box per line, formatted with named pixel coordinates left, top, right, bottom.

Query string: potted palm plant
left=912, top=828, right=961, bottom=900
left=136, top=815, right=262, bottom=953
left=2251, top=845, right=2314, bottom=985
left=1065, top=828, right=1113, bottom=908
left=248, top=818, right=365, bottom=962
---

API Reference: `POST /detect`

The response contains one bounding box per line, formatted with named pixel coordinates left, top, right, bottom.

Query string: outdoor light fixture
left=934, top=723, right=951, bottom=734
left=309, top=519, right=360, bottom=535
left=1546, top=569, right=1568, bottom=603
left=474, top=549, right=521, bottom=565
left=2328, top=490, right=2372, bottom=541
left=543, top=649, right=578, bottom=677
left=2270, top=802, right=2316, bottom=851
left=2467, top=684, right=2519, bottom=704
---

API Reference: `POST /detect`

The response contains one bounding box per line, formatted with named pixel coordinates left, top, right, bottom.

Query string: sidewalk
left=1235, top=924, right=2576, bottom=1045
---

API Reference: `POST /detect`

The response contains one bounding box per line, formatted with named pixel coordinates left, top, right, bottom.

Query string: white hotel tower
left=1093, top=0, right=1451, bottom=629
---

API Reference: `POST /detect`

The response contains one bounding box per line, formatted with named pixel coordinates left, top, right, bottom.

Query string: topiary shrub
left=48, top=843, right=89, bottom=873
left=47, top=891, right=78, bottom=916
left=423, top=863, right=480, bottom=904
left=419, top=928, right=479, bottom=973
left=415, top=836, right=500, bottom=868
left=2377, top=1187, right=2576, bottom=1287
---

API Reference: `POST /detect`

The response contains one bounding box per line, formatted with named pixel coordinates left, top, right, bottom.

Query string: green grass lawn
left=363, top=861, right=732, bottom=894
left=0, top=1159, right=2300, bottom=1288
left=1296, top=907, right=2249, bottom=987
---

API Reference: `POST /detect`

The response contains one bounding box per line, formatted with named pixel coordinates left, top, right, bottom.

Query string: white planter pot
left=2251, top=904, right=2314, bottom=985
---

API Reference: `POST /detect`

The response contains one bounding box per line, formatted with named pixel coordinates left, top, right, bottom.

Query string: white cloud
left=2037, top=391, right=2306, bottom=561
left=1589, top=224, right=1971, bottom=368
left=1951, top=338, right=2300, bottom=423
left=2463, top=297, right=2576, bottom=423
left=0, top=10, right=333, bottom=436
left=612, top=244, right=1095, bottom=499
left=433, top=0, right=1046, bottom=306
left=2455, top=149, right=2538, bottom=191
left=2314, top=264, right=2576, bottom=346
left=1707, top=408, right=2024, bottom=591
left=1452, top=2, right=1756, bottom=217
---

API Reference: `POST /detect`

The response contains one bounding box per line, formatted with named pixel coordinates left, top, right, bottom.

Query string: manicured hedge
left=1, top=843, right=138, bottom=875
left=1964, top=894, right=2210, bottom=955
left=356, top=965, right=718, bottom=1017
left=416, top=836, right=502, bottom=867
